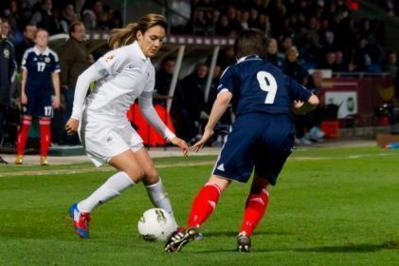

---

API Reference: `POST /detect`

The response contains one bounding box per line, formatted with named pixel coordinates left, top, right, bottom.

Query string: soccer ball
left=137, top=208, right=177, bottom=241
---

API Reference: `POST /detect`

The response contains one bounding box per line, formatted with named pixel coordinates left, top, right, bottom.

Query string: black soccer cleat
left=236, top=232, right=251, bottom=252
left=164, top=227, right=199, bottom=253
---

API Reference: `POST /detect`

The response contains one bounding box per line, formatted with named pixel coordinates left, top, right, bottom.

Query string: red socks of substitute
left=16, top=117, right=51, bottom=157
left=16, top=116, right=32, bottom=156
left=187, top=184, right=221, bottom=228
left=240, top=188, right=269, bottom=236
left=39, top=118, right=51, bottom=156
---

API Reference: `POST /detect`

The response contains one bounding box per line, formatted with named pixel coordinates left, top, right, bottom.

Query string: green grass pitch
left=0, top=146, right=398, bottom=265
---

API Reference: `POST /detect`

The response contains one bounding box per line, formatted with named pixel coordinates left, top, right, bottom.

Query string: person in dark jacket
left=180, top=63, right=209, bottom=143
left=59, top=21, right=93, bottom=144
left=0, top=19, right=17, bottom=164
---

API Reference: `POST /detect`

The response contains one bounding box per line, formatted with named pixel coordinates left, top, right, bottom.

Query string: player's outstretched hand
left=65, top=118, right=79, bottom=135
left=293, top=100, right=304, bottom=109
left=192, top=128, right=214, bottom=152
left=171, top=137, right=189, bottom=157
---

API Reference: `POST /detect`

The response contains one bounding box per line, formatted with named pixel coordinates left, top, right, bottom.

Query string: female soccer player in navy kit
left=65, top=14, right=189, bottom=239
left=16, top=28, right=60, bottom=166
left=165, top=29, right=320, bottom=252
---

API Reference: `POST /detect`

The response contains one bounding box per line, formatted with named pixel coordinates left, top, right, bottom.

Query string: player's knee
left=207, top=175, right=231, bottom=192
left=125, top=167, right=145, bottom=183
left=143, top=168, right=159, bottom=185
left=251, top=177, right=269, bottom=193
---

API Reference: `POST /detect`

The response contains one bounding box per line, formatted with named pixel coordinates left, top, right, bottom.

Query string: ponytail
left=108, top=14, right=167, bottom=49
left=109, top=23, right=139, bottom=49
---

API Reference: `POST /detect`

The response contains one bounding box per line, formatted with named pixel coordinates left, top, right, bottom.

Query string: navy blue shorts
left=212, top=113, right=295, bottom=185
left=23, top=90, right=53, bottom=117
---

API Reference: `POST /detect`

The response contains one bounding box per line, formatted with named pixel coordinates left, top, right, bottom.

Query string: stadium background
left=0, top=1, right=398, bottom=265
left=1, top=0, right=399, bottom=152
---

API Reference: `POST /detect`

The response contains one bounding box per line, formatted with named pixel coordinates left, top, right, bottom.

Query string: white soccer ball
left=137, top=208, right=177, bottom=241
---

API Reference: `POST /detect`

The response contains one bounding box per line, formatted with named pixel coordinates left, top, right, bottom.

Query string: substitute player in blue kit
left=15, top=28, right=61, bottom=165
left=165, top=29, right=319, bottom=253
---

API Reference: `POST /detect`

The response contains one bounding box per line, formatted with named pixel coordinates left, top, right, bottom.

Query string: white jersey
left=71, top=41, right=175, bottom=166
left=72, top=41, right=154, bottom=122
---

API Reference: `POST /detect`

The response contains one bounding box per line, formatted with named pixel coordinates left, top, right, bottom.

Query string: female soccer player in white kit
left=65, top=14, right=189, bottom=238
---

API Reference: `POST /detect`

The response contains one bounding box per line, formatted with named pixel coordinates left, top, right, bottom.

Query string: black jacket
left=0, top=38, right=16, bottom=106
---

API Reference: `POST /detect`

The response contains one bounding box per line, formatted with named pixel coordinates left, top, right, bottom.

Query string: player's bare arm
left=52, top=72, right=61, bottom=108
left=20, top=69, right=28, bottom=105
left=192, top=90, right=233, bottom=152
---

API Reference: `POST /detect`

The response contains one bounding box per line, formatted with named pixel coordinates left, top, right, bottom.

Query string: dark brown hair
left=234, top=28, right=268, bottom=59
left=109, top=13, right=167, bottom=49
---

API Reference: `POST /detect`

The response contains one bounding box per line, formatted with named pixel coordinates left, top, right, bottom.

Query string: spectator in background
left=239, top=10, right=249, bottom=30
left=215, top=15, right=230, bottom=36
left=155, top=56, right=176, bottom=99
left=280, top=35, right=294, bottom=54
left=60, top=3, right=79, bottom=33
left=283, top=46, right=308, bottom=86
left=170, top=0, right=191, bottom=33
left=218, top=46, right=236, bottom=70
left=155, top=57, right=187, bottom=138
left=266, top=38, right=284, bottom=69
left=257, top=14, right=271, bottom=36
left=319, top=50, right=337, bottom=70
left=59, top=21, right=93, bottom=144
left=181, top=63, right=209, bottom=143
left=350, top=37, right=371, bottom=72
left=248, top=7, right=259, bottom=28
left=1, top=18, right=14, bottom=43
left=82, top=0, right=103, bottom=30
left=0, top=18, right=17, bottom=164
left=283, top=46, right=313, bottom=145
left=383, top=50, right=398, bottom=77
left=2, top=1, right=22, bottom=36
left=334, top=50, right=347, bottom=72
left=30, top=0, right=53, bottom=31
left=15, top=24, right=36, bottom=67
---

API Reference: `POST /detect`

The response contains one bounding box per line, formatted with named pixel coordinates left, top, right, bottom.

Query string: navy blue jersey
left=21, top=47, right=60, bottom=92
left=217, top=55, right=312, bottom=117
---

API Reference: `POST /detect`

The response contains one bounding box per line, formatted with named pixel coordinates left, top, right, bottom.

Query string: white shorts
left=79, top=112, right=144, bottom=167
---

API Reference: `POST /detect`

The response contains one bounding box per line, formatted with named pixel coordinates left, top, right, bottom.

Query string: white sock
left=78, top=171, right=135, bottom=212
left=146, top=178, right=177, bottom=227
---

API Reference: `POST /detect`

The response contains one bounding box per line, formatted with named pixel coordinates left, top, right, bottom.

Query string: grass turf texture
left=0, top=146, right=398, bottom=265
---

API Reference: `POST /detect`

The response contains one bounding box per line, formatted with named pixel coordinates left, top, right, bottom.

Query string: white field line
left=0, top=153, right=396, bottom=177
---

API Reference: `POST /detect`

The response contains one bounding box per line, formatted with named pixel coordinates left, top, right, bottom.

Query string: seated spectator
left=349, top=37, right=371, bottom=72
left=383, top=50, right=398, bottom=77
left=30, top=0, right=53, bottom=32
left=60, top=3, right=78, bottom=33
left=82, top=0, right=103, bottom=30
left=155, top=57, right=187, bottom=139
left=180, top=63, right=209, bottom=143
left=334, top=50, right=348, bottom=72
left=319, top=51, right=337, bottom=70
left=266, top=38, right=284, bottom=69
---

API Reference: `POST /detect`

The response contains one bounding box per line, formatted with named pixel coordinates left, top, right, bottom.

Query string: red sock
left=187, top=184, right=221, bottom=228
left=39, top=118, right=51, bottom=157
left=240, top=189, right=269, bottom=236
left=16, top=116, right=32, bottom=156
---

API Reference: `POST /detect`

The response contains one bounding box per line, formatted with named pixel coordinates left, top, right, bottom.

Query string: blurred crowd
left=172, top=0, right=398, bottom=73
left=1, top=0, right=399, bottom=161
